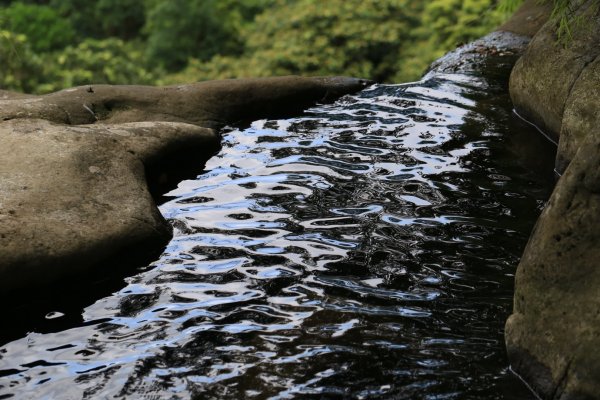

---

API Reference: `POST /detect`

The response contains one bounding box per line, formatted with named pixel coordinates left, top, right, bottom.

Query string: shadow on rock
left=0, top=76, right=371, bottom=341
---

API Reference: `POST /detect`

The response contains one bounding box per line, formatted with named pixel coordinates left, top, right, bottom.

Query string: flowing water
left=0, top=63, right=555, bottom=399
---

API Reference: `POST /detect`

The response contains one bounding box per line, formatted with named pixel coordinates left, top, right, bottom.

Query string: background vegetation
left=0, top=0, right=544, bottom=93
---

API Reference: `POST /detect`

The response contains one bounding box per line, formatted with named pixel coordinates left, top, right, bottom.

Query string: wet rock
left=506, top=2, right=600, bottom=396
left=426, top=1, right=550, bottom=79
left=506, top=134, right=600, bottom=399
left=0, top=76, right=370, bottom=293
left=508, top=0, right=600, bottom=172
left=425, top=31, right=531, bottom=79
left=559, top=56, right=600, bottom=174
left=498, top=0, right=552, bottom=38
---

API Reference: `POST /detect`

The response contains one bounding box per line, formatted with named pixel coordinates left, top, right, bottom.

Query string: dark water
left=0, top=69, right=555, bottom=399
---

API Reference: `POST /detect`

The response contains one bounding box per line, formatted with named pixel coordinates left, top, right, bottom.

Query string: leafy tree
left=47, top=0, right=98, bottom=37
left=5, top=0, right=580, bottom=92
left=38, top=38, right=157, bottom=93
left=49, top=0, right=144, bottom=39
left=94, top=0, right=146, bottom=40
left=143, top=0, right=242, bottom=71
left=214, top=0, right=276, bottom=30
left=421, top=0, right=507, bottom=50
left=165, top=0, right=424, bottom=83
left=0, top=3, right=75, bottom=52
left=0, top=29, right=43, bottom=92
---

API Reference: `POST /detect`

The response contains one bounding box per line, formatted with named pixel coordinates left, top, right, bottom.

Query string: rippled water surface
left=0, top=68, right=555, bottom=399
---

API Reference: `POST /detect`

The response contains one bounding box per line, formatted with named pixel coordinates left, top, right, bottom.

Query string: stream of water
left=0, top=63, right=555, bottom=399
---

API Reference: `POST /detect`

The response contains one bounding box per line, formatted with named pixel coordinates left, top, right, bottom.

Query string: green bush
left=0, top=29, right=43, bottom=92
left=48, top=0, right=144, bottom=40
left=3, top=0, right=565, bottom=92
left=143, top=0, right=241, bottom=72
left=38, top=38, right=157, bottom=93
left=0, top=3, right=75, bottom=52
left=165, top=0, right=424, bottom=83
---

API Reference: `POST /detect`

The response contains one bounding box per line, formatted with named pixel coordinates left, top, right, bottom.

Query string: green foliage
left=165, top=0, right=425, bottom=84
left=48, top=0, right=98, bottom=37
left=143, top=0, right=242, bottom=71
left=0, top=3, right=75, bottom=52
left=421, top=0, right=507, bottom=49
left=217, top=0, right=277, bottom=24
left=49, top=0, right=144, bottom=39
left=38, top=38, right=157, bottom=93
left=165, top=0, right=511, bottom=84
left=0, top=29, right=43, bottom=92
left=94, top=0, right=146, bottom=40
left=5, top=0, right=589, bottom=93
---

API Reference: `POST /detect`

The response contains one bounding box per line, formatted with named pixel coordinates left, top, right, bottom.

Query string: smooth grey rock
left=0, top=119, right=219, bottom=292
left=0, top=76, right=372, bottom=129
left=0, top=76, right=370, bottom=293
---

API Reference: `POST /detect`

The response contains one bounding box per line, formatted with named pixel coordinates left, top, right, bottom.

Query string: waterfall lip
left=424, top=31, right=532, bottom=81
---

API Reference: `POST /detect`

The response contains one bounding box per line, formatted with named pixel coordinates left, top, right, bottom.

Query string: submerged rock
left=0, top=76, right=370, bottom=293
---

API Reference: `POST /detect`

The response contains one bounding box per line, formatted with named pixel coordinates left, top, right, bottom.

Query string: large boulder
left=0, top=76, right=370, bottom=294
left=506, top=2, right=600, bottom=398
left=0, top=76, right=370, bottom=129
left=506, top=133, right=600, bottom=399
left=508, top=0, right=600, bottom=172
left=0, top=119, right=217, bottom=292
left=560, top=56, right=600, bottom=173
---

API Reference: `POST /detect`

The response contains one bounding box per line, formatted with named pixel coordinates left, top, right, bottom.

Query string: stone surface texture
left=506, top=134, right=600, bottom=400
left=560, top=54, right=600, bottom=173
left=506, top=1, right=600, bottom=399
left=0, top=76, right=369, bottom=293
left=509, top=0, right=600, bottom=172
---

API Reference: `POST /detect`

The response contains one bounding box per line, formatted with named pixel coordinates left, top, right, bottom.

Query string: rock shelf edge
left=506, top=0, right=600, bottom=398
left=0, top=76, right=370, bottom=294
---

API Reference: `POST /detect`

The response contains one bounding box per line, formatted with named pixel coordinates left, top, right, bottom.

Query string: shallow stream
left=0, top=62, right=555, bottom=399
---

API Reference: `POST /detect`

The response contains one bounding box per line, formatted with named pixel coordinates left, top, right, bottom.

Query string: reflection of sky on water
left=0, top=72, right=552, bottom=399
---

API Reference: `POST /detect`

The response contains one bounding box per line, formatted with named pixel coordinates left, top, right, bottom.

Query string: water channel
left=0, top=56, right=556, bottom=399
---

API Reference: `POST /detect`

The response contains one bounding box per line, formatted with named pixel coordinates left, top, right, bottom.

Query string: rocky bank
left=1, top=1, right=598, bottom=398
left=506, top=1, right=600, bottom=399
left=0, top=76, right=370, bottom=294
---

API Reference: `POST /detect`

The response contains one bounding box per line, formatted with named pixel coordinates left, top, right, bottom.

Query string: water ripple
left=0, top=73, right=555, bottom=399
